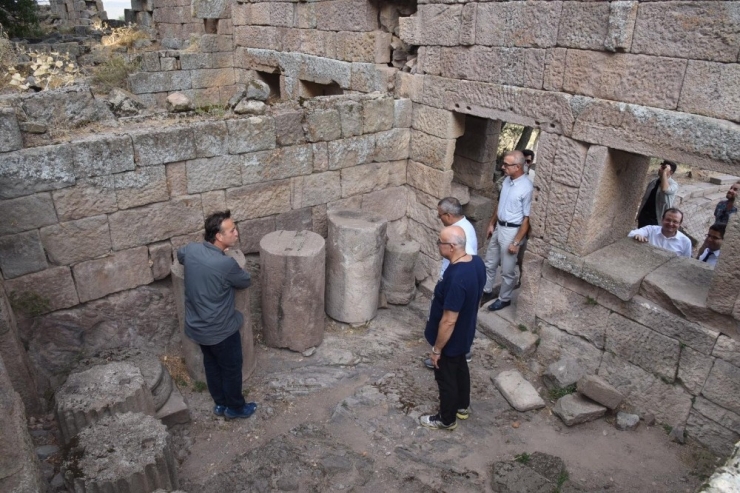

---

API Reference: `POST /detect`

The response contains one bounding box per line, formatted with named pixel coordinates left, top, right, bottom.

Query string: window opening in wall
left=203, top=19, right=218, bottom=34
left=298, top=80, right=343, bottom=98
left=255, top=71, right=281, bottom=102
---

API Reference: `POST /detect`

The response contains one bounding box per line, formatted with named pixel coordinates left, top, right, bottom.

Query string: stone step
left=63, top=412, right=179, bottom=492
left=477, top=310, right=538, bottom=357
left=552, top=393, right=607, bottom=426
left=542, top=358, right=585, bottom=391
left=709, top=174, right=740, bottom=185
left=492, top=370, right=546, bottom=412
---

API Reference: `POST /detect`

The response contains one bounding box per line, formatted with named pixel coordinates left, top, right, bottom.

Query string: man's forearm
left=660, top=174, right=670, bottom=192
left=433, top=311, right=459, bottom=351
left=513, top=217, right=530, bottom=243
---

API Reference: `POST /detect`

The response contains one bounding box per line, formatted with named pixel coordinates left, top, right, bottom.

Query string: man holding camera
left=637, top=160, right=679, bottom=228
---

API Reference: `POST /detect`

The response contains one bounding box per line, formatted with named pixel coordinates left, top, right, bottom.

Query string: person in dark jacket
left=177, top=210, right=257, bottom=420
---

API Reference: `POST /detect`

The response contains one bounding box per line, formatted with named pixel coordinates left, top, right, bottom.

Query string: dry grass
left=92, top=55, right=140, bottom=92
left=161, top=354, right=192, bottom=388
left=101, top=24, right=150, bottom=49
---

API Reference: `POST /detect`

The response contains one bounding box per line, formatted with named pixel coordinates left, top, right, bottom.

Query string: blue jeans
left=200, top=330, right=246, bottom=410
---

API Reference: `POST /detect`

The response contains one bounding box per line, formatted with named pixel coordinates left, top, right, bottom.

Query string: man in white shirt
left=628, top=208, right=692, bottom=257
left=437, top=197, right=478, bottom=279
left=484, top=151, right=534, bottom=312
left=696, top=223, right=724, bottom=268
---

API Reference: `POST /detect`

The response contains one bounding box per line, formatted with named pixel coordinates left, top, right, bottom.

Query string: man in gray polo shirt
left=177, top=210, right=257, bottom=420
left=483, top=150, right=533, bottom=311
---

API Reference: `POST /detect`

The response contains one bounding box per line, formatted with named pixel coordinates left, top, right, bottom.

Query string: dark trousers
left=200, top=330, right=246, bottom=410
left=434, top=354, right=471, bottom=425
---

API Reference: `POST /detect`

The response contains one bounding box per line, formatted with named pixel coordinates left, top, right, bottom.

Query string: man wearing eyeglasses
left=483, top=150, right=533, bottom=312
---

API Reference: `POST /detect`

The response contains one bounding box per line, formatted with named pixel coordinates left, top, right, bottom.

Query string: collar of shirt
left=507, top=174, right=528, bottom=186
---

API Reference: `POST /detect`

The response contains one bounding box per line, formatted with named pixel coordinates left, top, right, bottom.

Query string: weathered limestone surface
left=686, top=410, right=740, bottom=458
left=542, top=358, right=584, bottom=391
left=64, top=412, right=179, bottom=492
left=325, top=210, right=387, bottom=324
left=73, top=247, right=154, bottom=303
left=477, top=311, right=538, bottom=357
left=55, top=362, right=155, bottom=443
left=493, top=370, right=545, bottom=412
left=0, top=193, right=58, bottom=236
left=381, top=239, right=419, bottom=305
left=52, top=176, right=118, bottom=222
left=553, top=393, right=606, bottom=426
left=536, top=322, right=603, bottom=375
left=171, top=249, right=255, bottom=382
left=678, top=346, right=714, bottom=396
left=4, top=266, right=80, bottom=313
left=577, top=375, right=623, bottom=410
left=0, top=144, right=75, bottom=200
left=39, top=215, right=111, bottom=266
left=0, top=230, right=48, bottom=279
left=72, top=134, right=135, bottom=178
left=703, top=360, right=740, bottom=417
left=0, top=355, right=44, bottom=493
left=0, top=108, right=22, bottom=153
left=260, top=230, right=325, bottom=352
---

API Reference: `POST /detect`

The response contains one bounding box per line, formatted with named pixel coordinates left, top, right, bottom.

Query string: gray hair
left=449, top=232, right=467, bottom=248
left=504, top=150, right=526, bottom=167
left=438, top=197, right=463, bottom=216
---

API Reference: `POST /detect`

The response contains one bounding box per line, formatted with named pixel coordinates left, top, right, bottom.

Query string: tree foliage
left=0, top=0, right=40, bottom=39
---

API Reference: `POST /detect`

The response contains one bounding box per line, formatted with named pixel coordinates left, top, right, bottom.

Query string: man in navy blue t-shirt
left=420, top=225, right=486, bottom=430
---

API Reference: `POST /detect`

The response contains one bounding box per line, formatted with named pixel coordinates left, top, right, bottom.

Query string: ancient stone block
left=543, top=47, right=567, bottom=92
left=708, top=217, right=740, bottom=315
left=409, top=130, right=456, bottom=171
left=226, top=116, right=276, bottom=153
left=185, top=155, right=241, bottom=194
left=73, top=247, right=153, bottom=302
left=224, top=180, right=291, bottom=221
left=478, top=311, right=538, bottom=357
left=131, top=126, right=196, bottom=166
left=576, top=238, right=675, bottom=301
left=0, top=144, right=75, bottom=200
left=299, top=55, right=352, bottom=88
left=713, top=336, right=740, bottom=368
left=260, top=230, right=325, bottom=351
left=535, top=278, right=609, bottom=349
left=571, top=96, right=740, bottom=174
left=362, top=97, right=394, bottom=134
left=415, top=4, right=462, bottom=47
left=336, top=100, right=363, bottom=138
left=0, top=108, right=22, bottom=153
left=275, top=207, right=313, bottom=232
left=0, top=193, right=57, bottom=236
left=39, top=215, right=111, bottom=266
left=328, top=135, right=376, bottom=170
left=605, top=312, right=680, bottom=382
left=604, top=1, right=638, bottom=52
left=275, top=110, right=306, bottom=146
left=372, top=129, right=409, bottom=162
left=180, top=52, right=212, bottom=70
left=493, top=370, right=545, bottom=412
left=192, top=120, right=228, bottom=157
left=114, top=165, right=169, bottom=210
left=51, top=176, right=116, bottom=222
left=459, top=2, right=476, bottom=46
left=555, top=394, right=607, bottom=429
left=201, top=190, right=226, bottom=217
left=557, top=2, right=609, bottom=50
left=598, top=352, right=692, bottom=426
left=563, top=51, right=686, bottom=110
left=694, top=396, right=740, bottom=438
left=702, top=359, right=740, bottom=416
left=640, top=257, right=735, bottom=335
left=677, top=346, right=714, bottom=396
left=4, top=266, right=79, bottom=313
left=678, top=61, right=740, bottom=124
left=632, top=2, right=740, bottom=63
left=394, top=99, right=412, bottom=128
left=305, top=109, right=342, bottom=143
left=341, top=161, right=395, bottom=198
left=412, top=104, right=465, bottom=140
left=315, top=0, right=378, bottom=32
left=476, top=1, right=562, bottom=48
left=686, top=409, right=740, bottom=458
left=550, top=136, right=588, bottom=188
left=577, top=375, right=623, bottom=410
left=72, top=134, right=135, bottom=178
left=598, top=294, right=718, bottom=356
left=295, top=3, right=315, bottom=29
left=234, top=26, right=282, bottom=50
left=237, top=216, right=276, bottom=254
left=312, top=142, right=328, bottom=172
left=407, top=160, right=453, bottom=199
left=109, top=196, right=203, bottom=250
left=192, top=0, right=230, bottom=18
left=537, top=322, right=603, bottom=375
left=335, top=31, right=391, bottom=63
left=290, top=171, right=342, bottom=209
left=165, top=162, right=188, bottom=197
left=128, top=70, right=192, bottom=94
left=325, top=210, right=387, bottom=323
left=543, top=358, right=584, bottom=391
left=361, top=185, right=407, bottom=222
left=243, top=145, right=313, bottom=184
left=0, top=230, right=47, bottom=279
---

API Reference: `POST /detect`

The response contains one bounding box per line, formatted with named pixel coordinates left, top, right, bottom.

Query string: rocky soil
left=163, top=296, right=716, bottom=493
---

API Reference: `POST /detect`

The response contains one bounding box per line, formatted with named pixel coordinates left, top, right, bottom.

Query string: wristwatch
left=512, top=240, right=520, bottom=246
left=432, top=346, right=441, bottom=355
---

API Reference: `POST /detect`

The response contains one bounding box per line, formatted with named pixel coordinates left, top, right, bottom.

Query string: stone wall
left=0, top=92, right=411, bottom=395
left=50, top=0, right=108, bottom=28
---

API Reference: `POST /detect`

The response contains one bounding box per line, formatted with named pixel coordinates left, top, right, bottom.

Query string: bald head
left=439, top=226, right=467, bottom=260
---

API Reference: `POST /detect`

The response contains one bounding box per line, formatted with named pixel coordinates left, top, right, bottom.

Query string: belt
left=498, top=220, right=521, bottom=228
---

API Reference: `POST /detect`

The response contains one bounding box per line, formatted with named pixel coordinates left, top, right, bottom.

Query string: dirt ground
left=171, top=296, right=717, bottom=493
